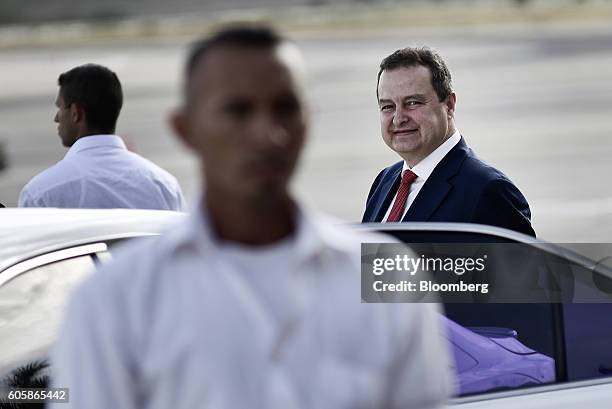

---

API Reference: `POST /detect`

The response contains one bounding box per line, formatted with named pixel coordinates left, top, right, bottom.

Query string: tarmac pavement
left=1, top=21, right=611, bottom=241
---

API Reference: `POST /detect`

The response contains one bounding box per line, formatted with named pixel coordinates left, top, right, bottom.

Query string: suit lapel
left=372, top=166, right=402, bottom=222
left=402, top=137, right=469, bottom=222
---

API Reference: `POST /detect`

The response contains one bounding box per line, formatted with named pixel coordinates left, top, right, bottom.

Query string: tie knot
left=401, top=169, right=417, bottom=185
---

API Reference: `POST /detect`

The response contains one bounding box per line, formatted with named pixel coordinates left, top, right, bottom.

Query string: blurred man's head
left=55, top=64, right=123, bottom=147
left=171, top=26, right=307, bottom=205
left=377, top=47, right=456, bottom=167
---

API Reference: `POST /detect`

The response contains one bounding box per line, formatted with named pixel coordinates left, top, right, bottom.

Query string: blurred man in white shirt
left=18, top=64, right=185, bottom=210
left=49, top=27, right=452, bottom=409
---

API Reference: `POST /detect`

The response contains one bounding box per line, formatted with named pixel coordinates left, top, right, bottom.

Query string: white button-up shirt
left=384, top=131, right=461, bottom=222
left=50, top=204, right=452, bottom=409
left=18, top=135, right=185, bottom=210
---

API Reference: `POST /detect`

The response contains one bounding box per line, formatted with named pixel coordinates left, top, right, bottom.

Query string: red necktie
left=386, top=169, right=418, bottom=222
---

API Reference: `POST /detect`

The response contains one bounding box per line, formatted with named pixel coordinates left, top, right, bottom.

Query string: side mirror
left=593, top=257, right=612, bottom=294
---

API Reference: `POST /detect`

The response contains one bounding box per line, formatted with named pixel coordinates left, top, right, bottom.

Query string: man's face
left=54, top=92, right=79, bottom=147
left=174, top=45, right=307, bottom=202
left=378, top=65, right=456, bottom=166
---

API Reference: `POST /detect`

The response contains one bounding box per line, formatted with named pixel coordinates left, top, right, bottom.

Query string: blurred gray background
left=1, top=0, right=611, bottom=241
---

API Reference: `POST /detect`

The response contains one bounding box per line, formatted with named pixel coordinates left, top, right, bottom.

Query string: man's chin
left=392, top=143, right=421, bottom=156
left=59, top=134, right=74, bottom=148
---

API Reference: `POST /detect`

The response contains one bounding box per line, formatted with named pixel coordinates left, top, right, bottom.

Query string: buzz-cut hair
left=186, top=26, right=284, bottom=78
left=182, top=25, right=285, bottom=104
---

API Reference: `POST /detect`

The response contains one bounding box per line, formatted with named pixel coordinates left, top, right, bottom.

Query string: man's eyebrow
left=405, top=94, right=427, bottom=100
left=378, top=94, right=428, bottom=104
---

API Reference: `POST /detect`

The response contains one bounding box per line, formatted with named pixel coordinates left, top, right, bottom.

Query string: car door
left=365, top=223, right=612, bottom=401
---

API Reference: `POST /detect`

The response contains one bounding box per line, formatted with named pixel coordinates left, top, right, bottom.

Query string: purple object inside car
left=444, top=317, right=555, bottom=395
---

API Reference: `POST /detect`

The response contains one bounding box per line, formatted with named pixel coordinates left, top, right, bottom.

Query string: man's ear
left=70, top=103, right=85, bottom=124
left=445, top=92, right=457, bottom=119
left=169, top=108, right=194, bottom=150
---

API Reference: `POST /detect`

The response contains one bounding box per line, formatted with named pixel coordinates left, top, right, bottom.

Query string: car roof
left=0, top=208, right=186, bottom=270
left=361, top=222, right=609, bottom=275
left=1, top=210, right=607, bottom=280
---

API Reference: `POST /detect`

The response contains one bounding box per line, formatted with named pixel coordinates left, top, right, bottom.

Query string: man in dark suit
left=362, top=47, right=535, bottom=237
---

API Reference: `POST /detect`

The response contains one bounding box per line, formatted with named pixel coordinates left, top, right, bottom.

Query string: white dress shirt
left=384, top=131, right=461, bottom=222
left=18, top=135, right=185, bottom=210
left=50, top=203, right=452, bottom=409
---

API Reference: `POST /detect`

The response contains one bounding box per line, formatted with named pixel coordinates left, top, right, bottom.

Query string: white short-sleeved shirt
left=50, top=204, right=452, bottom=409
left=18, top=135, right=185, bottom=211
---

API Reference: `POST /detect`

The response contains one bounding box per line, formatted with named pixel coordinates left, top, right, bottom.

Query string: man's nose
left=392, top=107, right=410, bottom=128
left=252, top=115, right=289, bottom=148
left=54, top=112, right=59, bottom=123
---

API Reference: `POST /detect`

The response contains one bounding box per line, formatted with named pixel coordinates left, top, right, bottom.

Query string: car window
left=0, top=236, right=158, bottom=397
left=445, top=303, right=558, bottom=396
left=563, top=304, right=612, bottom=381
left=0, top=254, right=95, bottom=382
left=373, top=227, right=612, bottom=398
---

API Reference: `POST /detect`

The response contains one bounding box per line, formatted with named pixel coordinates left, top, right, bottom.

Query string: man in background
left=363, top=47, right=535, bottom=237
left=50, top=27, right=452, bottom=408
left=19, top=64, right=185, bottom=210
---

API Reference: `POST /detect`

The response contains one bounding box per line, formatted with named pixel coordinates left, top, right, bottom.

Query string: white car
left=1, top=209, right=611, bottom=408
left=0, top=208, right=185, bottom=387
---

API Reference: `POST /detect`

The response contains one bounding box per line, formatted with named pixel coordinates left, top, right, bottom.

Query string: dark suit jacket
left=362, top=137, right=535, bottom=237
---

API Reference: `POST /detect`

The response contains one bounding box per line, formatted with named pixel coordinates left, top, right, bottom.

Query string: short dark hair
left=377, top=47, right=453, bottom=101
left=183, top=25, right=284, bottom=104
left=58, top=64, right=123, bottom=133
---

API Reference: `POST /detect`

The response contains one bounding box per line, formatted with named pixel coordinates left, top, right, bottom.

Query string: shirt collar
left=175, top=195, right=346, bottom=266
left=65, top=135, right=126, bottom=159
left=403, top=130, right=461, bottom=179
